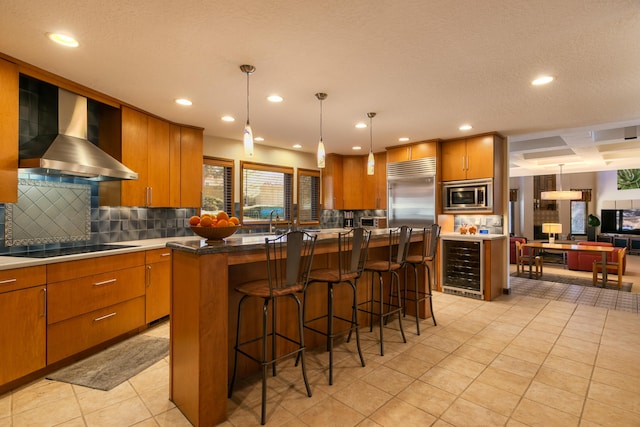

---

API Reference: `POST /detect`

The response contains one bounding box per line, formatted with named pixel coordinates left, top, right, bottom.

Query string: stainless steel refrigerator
left=387, top=157, right=436, bottom=228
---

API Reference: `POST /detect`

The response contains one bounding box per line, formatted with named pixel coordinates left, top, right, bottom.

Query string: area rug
left=47, top=335, right=169, bottom=391
left=511, top=272, right=632, bottom=292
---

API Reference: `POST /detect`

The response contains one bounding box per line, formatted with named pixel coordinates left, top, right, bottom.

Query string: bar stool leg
left=327, top=284, right=334, bottom=384
left=391, top=271, right=406, bottom=345
left=261, top=299, right=269, bottom=425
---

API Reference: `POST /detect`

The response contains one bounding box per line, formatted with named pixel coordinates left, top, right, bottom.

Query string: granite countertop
left=440, top=232, right=507, bottom=241
left=0, top=228, right=387, bottom=270
left=167, top=227, right=397, bottom=256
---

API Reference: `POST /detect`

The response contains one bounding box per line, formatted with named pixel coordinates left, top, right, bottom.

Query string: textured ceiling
left=1, top=0, right=639, bottom=177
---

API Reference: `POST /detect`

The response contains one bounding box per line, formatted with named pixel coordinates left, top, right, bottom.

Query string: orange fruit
left=229, top=216, right=239, bottom=225
left=189, top=215, right=201, bottom=226
left=217, top=219, right=229, bottom=227
left=201, top=213, right=212, bottom=218
left=200, top=216, right=214, bottom=227
left=217, top=211, right=229, bottom=221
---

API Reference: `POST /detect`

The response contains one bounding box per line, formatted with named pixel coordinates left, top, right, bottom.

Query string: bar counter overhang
left=167, top=228, right=432, bottom=426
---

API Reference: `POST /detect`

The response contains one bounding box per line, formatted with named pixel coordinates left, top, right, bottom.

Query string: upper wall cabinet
left=386, top=140, right=438, bottom=163
left=0, top=58, right=19, bottom=203
left=441, top=135, right=498, bottom=181
left=178, top=126, right=203, bottom=208
left=322, top=153, right=387, bottom=210
left=100, top=107, right=203, bottom=208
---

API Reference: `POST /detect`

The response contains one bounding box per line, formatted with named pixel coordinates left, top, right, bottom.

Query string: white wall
left=202, top=135, right=318, bottom=204
left=596, top=170, right=640, bottom=212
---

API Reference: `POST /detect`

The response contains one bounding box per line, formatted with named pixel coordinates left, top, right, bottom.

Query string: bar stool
left=228, top=231, right=317, bottom=425
left=299, top=227, right=371, bottom=385
left=358, top=226, right=410, bottom=356
left=403, top=224, right=440, bottom=335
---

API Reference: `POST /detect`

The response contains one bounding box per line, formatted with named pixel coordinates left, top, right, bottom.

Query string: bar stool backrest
left=266, top=231, right=317, bottom=294
left=390, top=225, right=412, bottom=265
left=338, top=227, right=371, bottom=279
left=423, top=224, right=441, bottom=260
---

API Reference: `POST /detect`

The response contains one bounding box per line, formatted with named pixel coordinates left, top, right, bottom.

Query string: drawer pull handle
left=94, top=312, right=117, bottom=322
left=0, top=278, right=17, bottom=284
left=160, top=252, right=171, bottom=257
left=93, top=278, right=117, bottom=287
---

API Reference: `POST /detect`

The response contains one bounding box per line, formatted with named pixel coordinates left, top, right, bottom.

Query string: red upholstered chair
left=566, top=241, right=627, bottom=274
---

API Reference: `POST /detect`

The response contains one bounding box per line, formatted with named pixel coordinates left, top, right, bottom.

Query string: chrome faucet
left=269, top=209, right=279, bottom=233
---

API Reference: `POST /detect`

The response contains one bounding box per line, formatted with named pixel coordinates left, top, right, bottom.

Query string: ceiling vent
left=624, top=126, right=637, bottom=140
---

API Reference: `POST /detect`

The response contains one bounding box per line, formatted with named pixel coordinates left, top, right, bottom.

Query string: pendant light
left=367, top=112, right=376, bottom=175
left=540, top=164, right=582, bottom=200
left=315, top=92, right=327, bottom=168
left=240, top=64, right=255, bottom=157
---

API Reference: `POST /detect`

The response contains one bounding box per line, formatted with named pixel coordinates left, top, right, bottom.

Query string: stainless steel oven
left=443, top=178, right=493, bottom=212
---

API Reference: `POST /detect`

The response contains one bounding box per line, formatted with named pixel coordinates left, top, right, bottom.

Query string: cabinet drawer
left=47, top=296, right=145, bottom=364
left=0, top=266, right=47, bottom=293
left=47, top=252, right=145, bottom=283
left=145, top=248, right=172, bottom=264
left=47, top=266, right=145, bottom=324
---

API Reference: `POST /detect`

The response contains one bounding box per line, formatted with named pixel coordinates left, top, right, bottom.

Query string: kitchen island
left=167, top=228, right=430, bottom=426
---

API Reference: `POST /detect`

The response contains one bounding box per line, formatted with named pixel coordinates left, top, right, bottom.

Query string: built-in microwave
left=443, top=178, right=493, bottom=212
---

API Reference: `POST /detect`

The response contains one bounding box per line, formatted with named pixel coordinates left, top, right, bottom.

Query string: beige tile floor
left=2, top=288, right=640, bottom=426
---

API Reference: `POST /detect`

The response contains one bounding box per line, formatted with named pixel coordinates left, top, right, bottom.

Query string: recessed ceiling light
left=47, top=32, right=79, bottom=47
left=267, top=95, right=283, bottom=103
left=255, top=137, right=264, bottom=142
left=292, top=144, right=302, bottom=149
left=175, top=98, right=192, bottom=106
left=352, top=146, right=362, bottom=151
left=459, top=124, right=472, bottom=131
left=355, top=122, right=367, bottom=129
left=398, top=137, right=410, bottom=142
left=531, top=75, right=554, bottom=86
left=221, top=115, right=235, bottom=122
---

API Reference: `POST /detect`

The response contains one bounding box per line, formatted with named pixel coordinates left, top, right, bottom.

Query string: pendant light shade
left=367, top=112, right=376, bottom=175
left=315, top=92, right=327, bottom=168
left=541, top=164, right=582, bottom=200
left=240, top=64, right=255, bottom=157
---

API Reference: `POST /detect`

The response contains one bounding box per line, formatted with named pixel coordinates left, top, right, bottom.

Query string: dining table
left=522, top=241, right=615, bottom=285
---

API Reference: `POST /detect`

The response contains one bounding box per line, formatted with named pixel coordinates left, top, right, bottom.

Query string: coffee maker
left=343, top=211, right=354, bottom=228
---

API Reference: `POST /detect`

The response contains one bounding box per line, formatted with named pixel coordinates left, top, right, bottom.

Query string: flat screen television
left=600, top=209, right=619, bottom=233
left=601, top=209, right=640, bottom=234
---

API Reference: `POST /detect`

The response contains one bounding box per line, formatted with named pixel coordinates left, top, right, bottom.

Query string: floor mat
left=46, top=335, right=169, bottom=391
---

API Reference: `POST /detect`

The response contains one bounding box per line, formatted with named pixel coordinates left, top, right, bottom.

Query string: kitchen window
left=297, top=168, right=320, bottom=225
left=240, top=162, right=293, bottom=224
left=202, top=157, right=233, bottom=217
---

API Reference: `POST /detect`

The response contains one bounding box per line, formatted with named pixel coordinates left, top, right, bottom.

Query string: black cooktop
left=3, top=244, right=137, bottom=258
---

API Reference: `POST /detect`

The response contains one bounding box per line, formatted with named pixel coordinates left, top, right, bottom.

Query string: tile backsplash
left=0, top=175, right=196, bottom=255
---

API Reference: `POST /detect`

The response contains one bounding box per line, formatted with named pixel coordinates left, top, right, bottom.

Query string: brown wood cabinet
left=322, top=153, right=387, bottom=210
left=322, top=154, right=343, bottom=209
left=145, top=248, right=172, bottom=323
left=109, top=107, right=170, bottom=207
left=100, top=109, right=203, bottom=208
left=386, top=140, right=437, bottom=163
left=46, top=252, right=146, bottom=363
left=0, top=266, right=47, bottom=385
left=441, top=135, right=496, bottom=181
left=0, top=58, right=18, bottom=203
left=364, top=152, right=387, bottom=209
left=179, top=126, right=204, bottom=208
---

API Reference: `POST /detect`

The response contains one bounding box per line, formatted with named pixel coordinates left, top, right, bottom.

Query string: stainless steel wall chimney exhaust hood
left=19, top=88, right=138, bottom=181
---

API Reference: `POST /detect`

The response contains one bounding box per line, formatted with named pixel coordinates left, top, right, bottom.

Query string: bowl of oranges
left=189, top=212, right=241, bottom=243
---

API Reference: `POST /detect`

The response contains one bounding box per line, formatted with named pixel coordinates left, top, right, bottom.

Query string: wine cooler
left=441, top=239, right=483, bottom=299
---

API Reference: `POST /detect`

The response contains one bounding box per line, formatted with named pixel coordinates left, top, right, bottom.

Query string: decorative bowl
left=190, top=225, right=238, bottom=242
